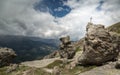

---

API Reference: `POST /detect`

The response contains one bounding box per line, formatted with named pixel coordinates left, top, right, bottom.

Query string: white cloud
left=54, top=7, right=64, bottom=11
left=59, top=0, right=120, bottom=39
left=63, top=0, right=120, bottom=25
left=0, top=0, right=68, bottom=39
left=0, top=0, right=119, bottom=40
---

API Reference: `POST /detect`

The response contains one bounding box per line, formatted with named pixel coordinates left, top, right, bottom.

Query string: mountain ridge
left=107, top=22, right=120, bottom=34
left=0, top=35, right=59, bottom=62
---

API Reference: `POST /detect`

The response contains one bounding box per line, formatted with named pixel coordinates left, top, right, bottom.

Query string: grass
left=0, top=65, right=30, bottom=75
left=107, top=22, right=120, bottom=34
left=0, top=65, right=51, bottom=75
left=60, top=65, right=96, bottom=75
left=45, top=59, right=96, bottom=75
left=0, top=66, right=8, bottom=75
left=75, top=47, right=82, bottom=52
left=0, top=61, right=96, bottom=75
left=45, top=60, right=63, bottom=69
left=34, top=68, right=51, bottom=75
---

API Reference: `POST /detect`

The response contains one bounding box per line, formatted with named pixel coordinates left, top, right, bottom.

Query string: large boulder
left=59, top=36, right=75, bottom=59
left=78, top=22, right=119, bottom=65
left=0, top=47, right=16, bottom=67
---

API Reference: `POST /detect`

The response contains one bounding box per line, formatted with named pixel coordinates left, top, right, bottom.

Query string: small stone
left=6, top=64, right=19, bottom=73
left=115, top=59, right=120, bottom=69
left=53, top=66, right=61, bottom=75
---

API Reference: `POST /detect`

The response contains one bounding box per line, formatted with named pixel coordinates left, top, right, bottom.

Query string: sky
left=0, top=0, right=120, bottom=40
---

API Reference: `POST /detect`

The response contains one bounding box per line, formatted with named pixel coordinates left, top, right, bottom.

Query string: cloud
left=56, top=0, right=120, bottom=39
left=0, top=0, right=68, bottom=38
left=0, top=0, right=120, bottom=40
left=54, top=7, right=64, bottom=11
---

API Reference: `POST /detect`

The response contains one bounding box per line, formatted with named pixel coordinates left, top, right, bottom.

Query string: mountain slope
left=107, top=22, right=120, bottom=34
left=0, top=35, right=59, bottom=62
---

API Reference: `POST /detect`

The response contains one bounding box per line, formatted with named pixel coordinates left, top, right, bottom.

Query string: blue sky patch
left=34, top=0, right=71, bottom=18
left=96, top=0, right=104, bottom=11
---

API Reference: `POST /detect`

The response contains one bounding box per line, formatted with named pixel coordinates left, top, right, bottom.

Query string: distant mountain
left=107, top=22, right=120, bottom=34
left=0, top=35, right=59, bottom=63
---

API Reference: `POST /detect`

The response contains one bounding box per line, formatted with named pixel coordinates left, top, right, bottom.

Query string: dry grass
left=107, top=22, right=120, bottom=34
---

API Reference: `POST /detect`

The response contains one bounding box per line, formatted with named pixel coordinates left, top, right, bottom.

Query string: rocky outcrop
left=78, top=22, right=119, bottom=65
left=0, top=47, right=16, bottom=67
left=59, top=36, right=75, bottom=59
left=43, top=36, right=76, bottom=59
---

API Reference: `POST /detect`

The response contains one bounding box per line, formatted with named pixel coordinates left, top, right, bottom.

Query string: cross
left=90, top=17, right=92, bottom=23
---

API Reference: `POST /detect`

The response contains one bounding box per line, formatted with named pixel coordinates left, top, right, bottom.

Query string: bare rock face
left=59, top=36, right=75, bottom=59
left=0, top=47, right=16, bottom=67
left=78, top=22, right=119, bottom=65
left=110, top=32, right=120, bottom=52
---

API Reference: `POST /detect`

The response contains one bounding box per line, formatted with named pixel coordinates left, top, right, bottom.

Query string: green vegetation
left=0, top=65, right=51, bottom=75
left=45, top=59, right=96, bottom=75
left=0, top=55, right=96, bottom=75
left=75, top=47, right=82, bottom=52
left=0, top=66, right=8, bottom=75
left=108, top=22, right=120, bottom=34
left=34, top=68, right=51, bottom=75
left=71, top=66, right=92, bottom=73
left=60, top=65, right=96, bottom=75
left=45, top=60, right=63, bottom=69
